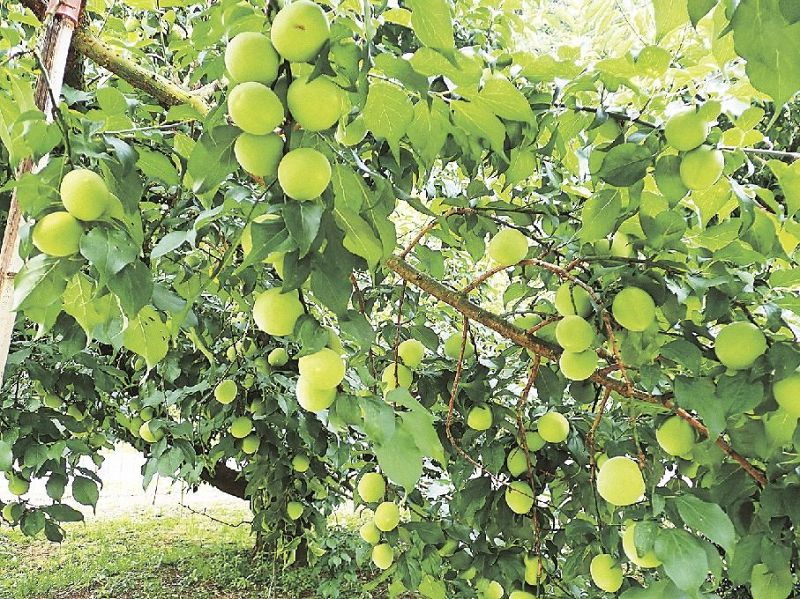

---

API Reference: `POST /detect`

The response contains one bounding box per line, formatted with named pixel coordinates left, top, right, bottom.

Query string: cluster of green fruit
left=355, top=472, right=400, bottom=570
left=31, top=168, right=119, bottom=257
left=223, top=0, right=342, bottom=201
left=655, top=103, right=725, bottom=198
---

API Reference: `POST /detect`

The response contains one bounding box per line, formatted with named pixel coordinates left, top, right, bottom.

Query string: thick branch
left=385, top=256, right=767, bottom=487
left=200, top=461, right=247, bottom=499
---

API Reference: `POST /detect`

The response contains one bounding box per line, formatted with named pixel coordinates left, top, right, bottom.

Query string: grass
left=0, top=507, right=391, bottom=599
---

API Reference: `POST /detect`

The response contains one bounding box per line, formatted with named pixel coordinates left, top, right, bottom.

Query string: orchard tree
left=1, top=0, right=800, bottom=597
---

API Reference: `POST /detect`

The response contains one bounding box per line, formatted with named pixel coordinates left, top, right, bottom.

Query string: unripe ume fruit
left=397, top=339, right=425, bottom=369
left=679, top=146, right=725, bottom=190
left=622, top=523, right=661, bottom=568
left=373, top=501, right=400, bottom=531
left=443, top=333, right=475, bottom=359
left=487, top=228, right=529, bottom=267
left=214, top=379, right=238, bottom=404
left=234, top=132, right=283, bottom=178
left=241, top=434, right=260, bottom=454
left=524, top=555, right=546, bottom=585
left=292, top=454, right=310, bottom=472
left=505, top=481, right=534, bottom=514
left=714, top=321, right=767, bottom=370
left=230, top=416, right=253, bottom=439
left=287, top=75, right=343, bottom=131
left=295, top=376, right=337, bottom=412
left=555, top=283, right=592, bottom=317
left=597, top=456, right=645, bottom=506
left=253, top=288, right=304, bottom=336
left=278, top=147, right=332, bottom=201
left=774, top=372, right=800, bottom=417
left=381, top=362, right=413, bottom=391
left=225, top=32, right=279, bottom=84
left=654, top=155, right=689, bottom=203
left=358, top=472, right=386, bottom=503
left=360, top=521, right=381, bottom=545
left=559, top=350, right=598, bottom=381
left=372, top=543, right=394, bottom=570
left=555, top=315, right=594, bottom=352
left=655, top=415, right=695, bottom=457
left=32, top=211, right=84, bottom=257
left=7, top=474, right=30, bottom=497
left=268, top=347, right=289, bottom=367
left=509, top=592, right=535, bottom=599
left=590, top=553, right=624, bottom=592
left=298, top=347, right=345, bottom=389
left=467, top=405, right=493, bottom=431
left=506, top=447, right=528, bottom=477
left=60, top=168, right=109, bottom=221
left=537, top=411, right=570, bottom=443
left=228, top=82, right=284, bottom=135
left=664, top=107, right=709, bottom=151
left=287, top=501, right=303, bottom=520
left=270, top=0, right=330, bottom=63
left=139, top=420, right=163, bottom=443
left=612, top=286, right=656, bottom=332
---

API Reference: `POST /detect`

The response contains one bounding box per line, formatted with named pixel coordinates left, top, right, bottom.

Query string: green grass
left=0, top=508, right=389, bottom=599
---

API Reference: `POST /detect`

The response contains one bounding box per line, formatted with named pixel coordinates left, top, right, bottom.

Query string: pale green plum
left=398, top=339, right=425, bottom=369
left=664, top=108, right=709, bottom=151
left=292, top=454, right=310, bottom=472
left=214, top=379, right=238, bottom=404
left=373, top=501, right=400, bottom=531
left=296, top=376, right=336, bottom=412
left=555, top=315, right=594, bottom=352
left=654, top=155, right=689, bottom=202
left=241, top=434, right=261, bottom=454
left=680, top=146, right=725, bottom=190
left=268, top=347, right=289, bottom=367
left=253, top=288, right=304, bottom=336
left=487, top=228, right=529, bottom=266
left=360, top=521, right=381, bottom=545
left=467, top=405, right=493, bottom=431
left=774, top=372, right=800, bottom=417
left=287, top=501, right=303, bottom=520
left=228, top=82, right=284, bottom=135
left=764, top=409, right=798, bottom=447
left=357, top=472, right=386, bottom=503
left=372, top=543, right=394, bottom=569
left=524, top=431, right=546, bottom=451
left=225, top=32, right=279, bottom=84
left=32, top=212, right=83, bottom=257
left=60, top=169, right=109, bottom=221
left=509, top=592, right=535, bottom=599
left=505, top=481, right=534, bottom=514
left=714, top=321, right=767, bottom=370
left=270, top=0, right=330, bottom=63
left=506, top=447, right=528, bottom=477
left=6, top=474, right=29, bottom=497
left=655, top=415, right=695, bottom=456
left=381, top=362, right=413, bottom=390
left=298, top=347, right=345, bottom=389
left=612, top=287, right=656, bottom=332
left=537, top=412, right=569, bottom=443
left=278, top=148, right=332, bottom=200
left=559, top=350, right=598, bottom=381
left=444, top=333, right=475, bottom=359
left=622, top=523, right=661, bottom=568
left=480, top=580, right=504, bottom=599
left=610, top=231, right=634, bottom=258
left=287, top=75, right=343, bottom=131
left=555, top=283, right=592, bottom=317
left=524, top=555, right=546, bottom=585
left=230, top=416, right=253, bottom=439
left=597, top=456, right=645, bottom=506
left=139, top=420, right=163, bottom=443
left=234, top=133, right=283, bottom=178
left=590, top=554, right=623, bottom=592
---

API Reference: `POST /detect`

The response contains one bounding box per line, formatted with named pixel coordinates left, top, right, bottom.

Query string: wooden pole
left=0, top=0, right=84, bottom=383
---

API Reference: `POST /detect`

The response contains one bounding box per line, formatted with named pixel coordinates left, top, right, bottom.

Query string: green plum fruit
left=524, top=431, right=546, bottom=451
left=228, top=82, right=284, bottom=135
left=559, top=350, right=598, bottom=381
left=622, top=523, right=661, bottom=568
left=241, top=434, right=260, bottom=454
left=597, top=456, right=645, bottom=506
left=230, top=416, right=253, bottom=439
left=655, top=415, right=695, bottom=456
left=287, top=75, right=343, bottom=131
left=234, top=132, right=283, bottom=178
left=253, top=288, right=304, bottom=336
left=358, top=472, right=386, bottom=503
left=6, top=473, right=29, bottom=496
left=654, top=155, right=689, bottom=203
left=287, top=501, right=303, bottom=520
left=360, top=521, right=381, bottom=545
left=555, top=283, right=592, bottom=317
left=774, top=372, right=800, bottom=417
left=372, top=543, right=394, bottom=570
left=487, top=228, right=528, bottom=266
left=679, top=146, right=725, bottom=190
left=590, top=554, right=623, bottom=592
left=398, top=339, right=425, bottom=369
left=295, top=376, right=336, bottom=412
left=139, top=420, right=163, bottom=443
left=214, top=379, right=238, bottom=404
left=381, top=362, right=413, bottom=391
left=278, top=147, right=331, bottom=200
left=610, top=231, right=634, bottom=258
left=225, top=32, right=279, bottom=84
left=299, top=347, right=345, bottom=389
left=373, top=501, right=400, bottom=531
left=537, top=412, right=570, bottom=443
left=60, top=169, right=109, bottom=221
left=555, top=315, right=594, bottom=352
left=524, top=555, right=546, bottom=585
left=443, top=333, right=475, bottom=359
left=32, top=211, right=83, bottom=257
left=664, top=108, right=709, bottom=151
left=292, top=454, right=310, bottom=472
left=509, top=592, right=535, bottom=599
left=270, top=0, right=330, bottom=63
left=467, top=405, right=493, bottom=431
left=612, top=286, right=656, bottom=332
left=506, top=447, right=528, bottom=477
left=268, top=347, right=289, bottom=367
left=480, top=580, right=504, bottom=599
left=713, top=321, right=767, bottom=370
left=505, top=481, right=534, bottom=514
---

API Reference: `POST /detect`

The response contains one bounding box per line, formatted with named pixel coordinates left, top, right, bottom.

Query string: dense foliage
left=2, top=0, right=800, bottom=596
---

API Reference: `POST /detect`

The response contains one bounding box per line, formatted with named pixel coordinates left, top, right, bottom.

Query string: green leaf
left=0, top=440, right=12, bottom=471
left=597, top=143, right=653, bottom=187
left=72, top=476, right=100, bottom=508
left=409, top=0, right=454, bottom=50
left=123, top=305, right=169, bottom=368
left=331, top=206, right=383, bottom=269
left=475, top=76, right=534, bottom=122
left=186, top=125, right=239, bottom=194
left=579, top=190, right=621, bottom=241
left=674, top=494, right=736, bottom=553
left=654, top=528, right=709, bottom=591
left=362, top=81, right=414, bottom=160
left=80, top=227, right=139, bottom=284
left=674, top=376, right=724, bottom=437
left=451, top=100, right=506, bottom=157
left=361, top=396, right=396, bottom=445
left=407, top=99, right=450, bottom=165
left=46, top=474, right=67, bottom=501
left=96, top=86, right=127, bottom=114
left=375, top=425, right=424, bottom=492
left=108, top=261, right=154, bottom=318
left=43, top=504, right=84, bottom=523
left=282, top=201, right=323, bottom=258
left=652, top=0, right=689, bottom=40
left=20, top=510, right=45, bottom=536
left=62, top=274, right=108, bottom=340
left=732, top=0, right=800, bottom=106
left=330, top=165, right=371, bottom=212
left=688, top=0, right=717, bottom=26
left=751, top=563, right=793, bottom=599
left=136, top=148, right=179, bottom=187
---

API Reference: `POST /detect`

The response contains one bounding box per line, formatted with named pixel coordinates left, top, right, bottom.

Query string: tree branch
left=385, top=256, right=767, bottom=488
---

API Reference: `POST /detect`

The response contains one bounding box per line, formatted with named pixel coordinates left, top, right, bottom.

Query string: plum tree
left=227, top=82, right=284, bottom=135
left=381, top=362, right=413, bottom=390
left=287, top=501, right=303, bottom=520
left=554, top=283, right=593, bottom=317
left=612, top=286, right=656, bottom=332
left=374, top=501, right=400, bottom=531
left=292, top=454, right=310, bottom=472
left=32, top=211, right=83, bottom=257
left=467, top=405, right=493, bottom=431
left=680, top=146, right=725, bottom=190
left=277, top=147, right=332, bottom=201
left=295, top=376, right=336, bottom=412
left=360, top=521, right=381, bottom=545
left=372, top=543, right=394, bottom=570
left=664, top=107, right=710, bottom=151
left=559, top=350, right=598, bottom=381
left=487, top=228, right=528, bottom=266
left=655, top=415, right=695, bottom=457
left=287, top=75, right=343, bottom=131
left=774, top=372, right=800, bottom=416
left=397, top=339, right=425, bottom=369
left=214, top=379, right=237, bottom=404
left=225, top=32, right=279, bottom=84
left=60, top=169, right=109, bottom=221
left=622, top=523, right=661, bottom=568
left=270, top=0, right=330, bottom=63
left=233, top=133, right=283, bottom=178
left=654, top=155, right=689, bottom=202
left=253, top=288, right=304, bottom=336
left=267, top=347, right=289, bottom=366
left=590, top=554, right=623, bottom=592
left=298, top=348, right=345, bottom=389
left=597, top=456, right=645, bottom=506
left=537, top=412, right=569, bottom=443
left=524, top=555, right=546, bottom=585
left=555, top=315, right=594, bottom=352
left=714, top=321, right=767, bottom=370
left=357, top=472, right=386, bottom=503
left=444, top=333, right=474, bottom=359
left=505, top=481, right=534, bottom=514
